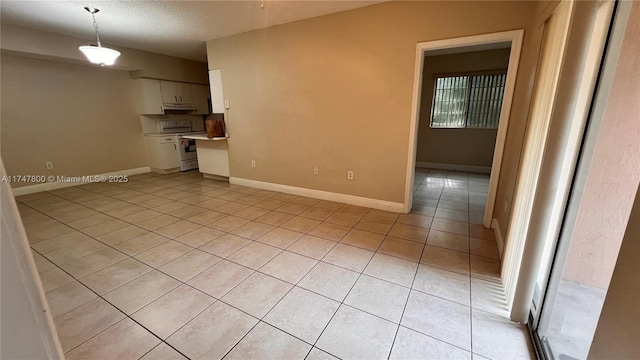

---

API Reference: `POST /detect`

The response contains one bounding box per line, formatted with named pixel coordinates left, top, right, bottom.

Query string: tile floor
left=18, top=168, right=534, bottom=359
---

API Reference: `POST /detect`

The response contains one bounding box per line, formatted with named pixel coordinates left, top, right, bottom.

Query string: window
left=430, top=73, right=507, bottom=129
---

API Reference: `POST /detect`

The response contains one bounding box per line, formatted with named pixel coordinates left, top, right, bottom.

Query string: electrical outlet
left=45, top=162, right=54, bottom=170
left=251, top=160, right=256, bottom=168
left=313, top=166, right=318, bottom=175
left=347, top=171, right=354, bottom=180
left=224, top=99, right=230, bottom=109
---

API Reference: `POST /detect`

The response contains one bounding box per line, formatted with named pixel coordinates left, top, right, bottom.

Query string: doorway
left=405, top=30, right=525, bottom=240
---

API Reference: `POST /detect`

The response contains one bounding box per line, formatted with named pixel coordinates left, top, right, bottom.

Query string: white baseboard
left=229, top=177, right=405, bottom=213
left=203, top=174, right=229, bottom=181
left=491, top=218, right=504, bottom=259
left=416, top=162, right=491, bottom=174
left=150, top=167, right=178, bottom=174
left=11, top=167, right=151, bottom=196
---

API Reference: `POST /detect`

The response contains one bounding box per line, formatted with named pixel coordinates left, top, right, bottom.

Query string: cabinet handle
left=174, top=144, right=177, bottom=150
left=180, top=96, right=183, bottom=102
left=175, top=95, right=178, bottom=102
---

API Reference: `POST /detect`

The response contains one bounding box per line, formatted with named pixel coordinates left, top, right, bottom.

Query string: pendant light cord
left=90, top=12, right=102, bottom=48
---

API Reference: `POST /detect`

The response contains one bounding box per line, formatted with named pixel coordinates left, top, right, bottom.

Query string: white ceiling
left=1, top=1, right=385, bottom=62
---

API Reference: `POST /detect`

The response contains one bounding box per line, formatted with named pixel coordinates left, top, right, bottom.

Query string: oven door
left=178, top=138, right=197, bottom=161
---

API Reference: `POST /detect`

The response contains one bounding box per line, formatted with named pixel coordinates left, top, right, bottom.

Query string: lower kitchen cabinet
left=143, top=135, right=180, bottom=173
left=182, top=135, right=230, bottom=178
left=196, top=140, right=230, bottom=177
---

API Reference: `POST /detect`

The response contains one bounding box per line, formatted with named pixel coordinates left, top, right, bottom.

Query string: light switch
left=224, top=100, right=230, bottom=109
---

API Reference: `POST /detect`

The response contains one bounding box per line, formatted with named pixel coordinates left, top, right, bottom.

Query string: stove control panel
left=159, top=120, right=192, bottom=133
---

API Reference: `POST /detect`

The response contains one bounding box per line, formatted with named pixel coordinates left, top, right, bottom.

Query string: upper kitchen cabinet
left=191, top=85, right=210, bottom=115
left=133, top=79, right=210, bottom=115
left=133, top=79, right=164, bottom=114
left=160, top=80, right=192, bottom=105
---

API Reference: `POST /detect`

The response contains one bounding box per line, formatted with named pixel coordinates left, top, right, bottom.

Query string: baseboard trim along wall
left=229, top=177, right=405, bottom=213
left=11, top=167, right=151, bottom=196
left=416, top=162, right=491, bottom=174
left=492, top=218, right=505, bottom=259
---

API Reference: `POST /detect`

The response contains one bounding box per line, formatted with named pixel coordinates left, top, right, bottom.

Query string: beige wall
left=1, top=55, right=148, bottom=186
left=416, top=49, right=510, bottom=168
left=1, top=24, right=208, bottom=84
left=207, top=0, right=538, bottom=204
left=588, top=186, right=640, bottom=359
left=562, top=0, right=640, bottom=289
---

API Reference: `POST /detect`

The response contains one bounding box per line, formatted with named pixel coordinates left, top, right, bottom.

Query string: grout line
left=387, top=228, right=429, bottom=359
left=308, top=249, right=378, bottom=356
left=216, top=317, right=262, bottom=359
left=466, top=170, right=475, bottom=356
left=137, top=342, right=162, bottom=359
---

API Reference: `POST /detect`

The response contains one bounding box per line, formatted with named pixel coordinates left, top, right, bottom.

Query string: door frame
left=404, top=30, right=525, bottom=231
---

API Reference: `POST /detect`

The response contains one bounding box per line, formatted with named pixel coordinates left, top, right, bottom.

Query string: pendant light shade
left=79, top=45, right=120, bottom=66
left=78, top=7, right=120, bottom=66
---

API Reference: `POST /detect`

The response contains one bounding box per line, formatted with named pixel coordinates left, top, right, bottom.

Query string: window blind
left=430, top=73, right=506, bottom=129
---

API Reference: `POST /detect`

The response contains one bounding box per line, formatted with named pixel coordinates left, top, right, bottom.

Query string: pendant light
left=78, top=7, right=120, bottom=66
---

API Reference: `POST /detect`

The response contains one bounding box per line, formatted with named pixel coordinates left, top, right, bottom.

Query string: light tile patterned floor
left=18, top=168, right=534, bottom=359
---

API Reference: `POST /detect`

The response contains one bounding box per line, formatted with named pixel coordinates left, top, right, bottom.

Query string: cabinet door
left=133, top=79, right=164, bottom=114
left=191, top=85, right=210, bottom=114
left=160, top=81, right=179, bottom=104
left=155, top=142, right=181, bottom=169
left=196, top=140, right=230, bottom=177
left=209, top=69, right=225, bottom=113
left=144, top=136, right=180, bottom=170
left=177, top=83, right=193, bottom=104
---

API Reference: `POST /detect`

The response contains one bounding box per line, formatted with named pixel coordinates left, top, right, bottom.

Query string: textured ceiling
left=1, top=1, right=385, bottom=62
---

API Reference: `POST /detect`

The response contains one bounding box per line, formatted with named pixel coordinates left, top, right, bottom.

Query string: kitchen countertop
left=182, top=134, right=229, bottom=141
left=143, top=131, right=208, bottom=137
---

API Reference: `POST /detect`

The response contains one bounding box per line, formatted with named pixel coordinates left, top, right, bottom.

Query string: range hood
left=163, top=103, right=197, bottom=111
